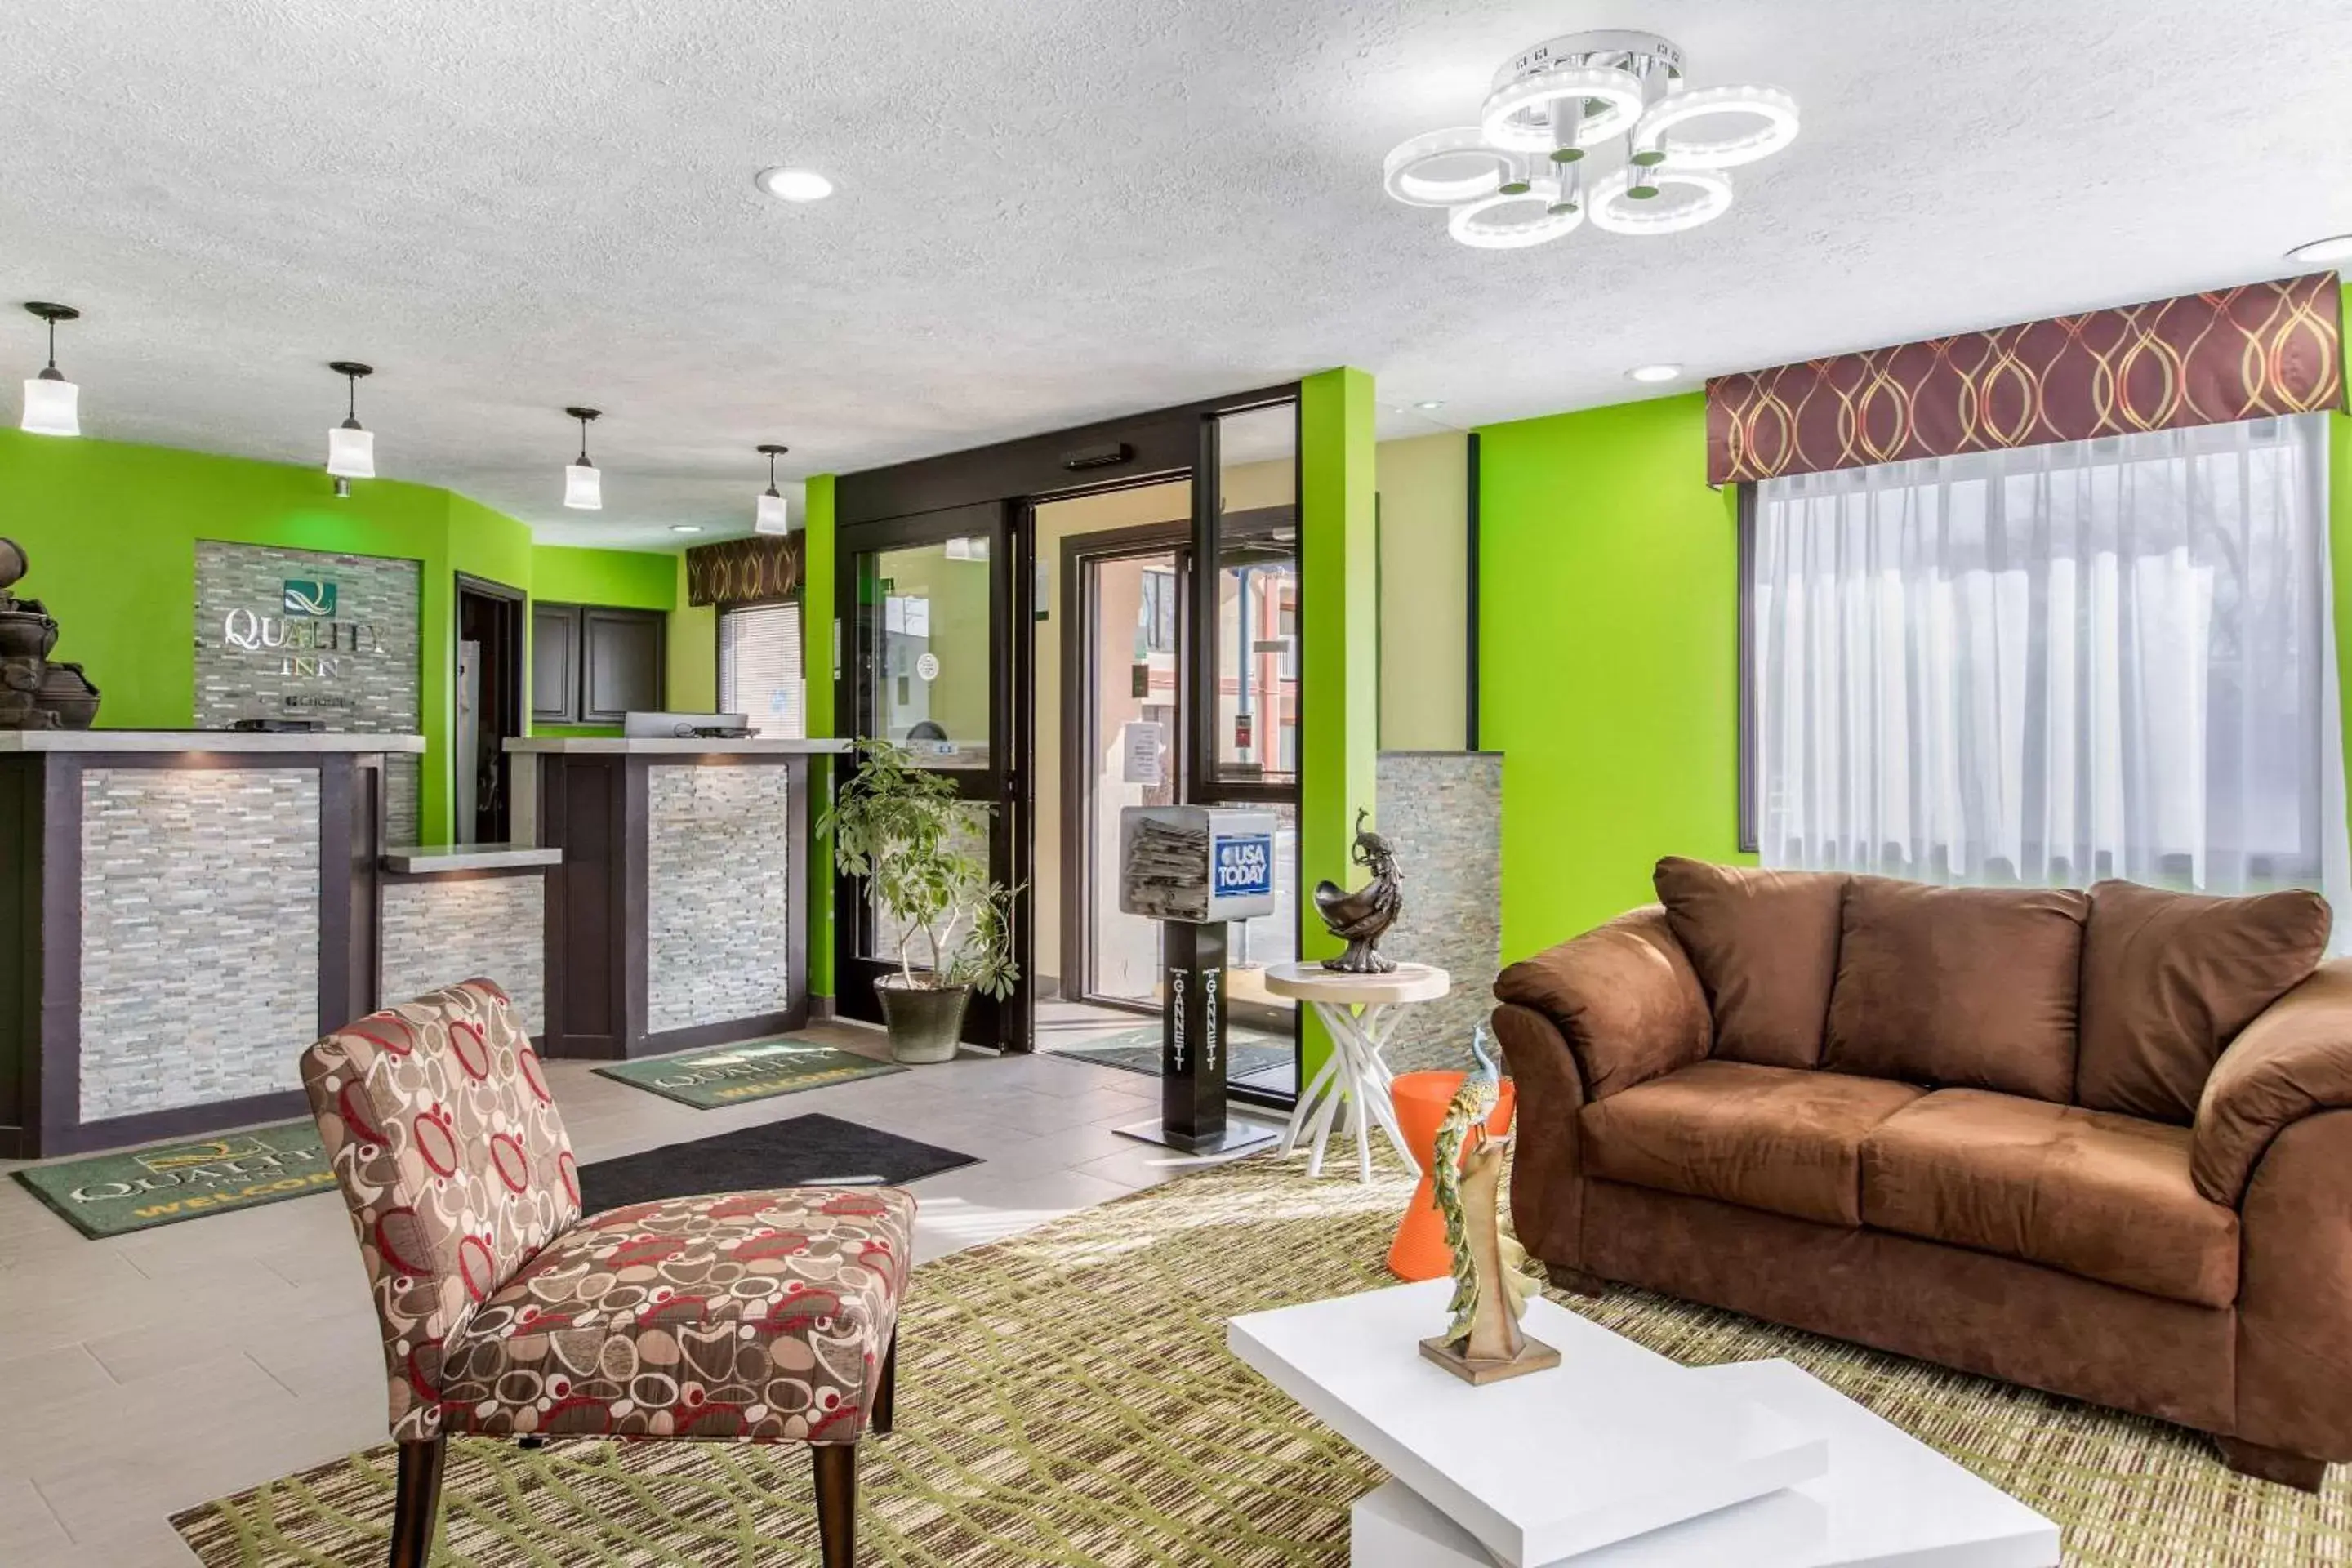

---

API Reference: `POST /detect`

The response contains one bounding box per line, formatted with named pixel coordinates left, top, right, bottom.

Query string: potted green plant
left=818, top=738, right=1020, bottom=1062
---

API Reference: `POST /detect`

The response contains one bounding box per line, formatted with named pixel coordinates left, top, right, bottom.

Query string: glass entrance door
left=1076, top=543, right=1187, bottom=1007
left=837, top=501, right=1027, bottom=1049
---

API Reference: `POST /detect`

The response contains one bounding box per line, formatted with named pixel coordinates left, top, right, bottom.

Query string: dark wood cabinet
left=582, top=608, right=666, bottom=724
left=531, top=604, right=581, bottom=725
left=532, top=603, right=664, bottom=727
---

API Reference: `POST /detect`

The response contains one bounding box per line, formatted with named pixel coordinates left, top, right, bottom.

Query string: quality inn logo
left=134, top=1133, right=281, bottom=1174
left=282, top=579, right=338, bottom=617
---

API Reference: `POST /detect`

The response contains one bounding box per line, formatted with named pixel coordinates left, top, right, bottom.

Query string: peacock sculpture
left=1423, top=1024, right=1553, bottom=1382
left=1312, top=808, right=1401, bottom=973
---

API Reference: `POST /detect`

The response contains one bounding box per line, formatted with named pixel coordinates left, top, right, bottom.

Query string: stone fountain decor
left=0, top=537, right=100, bottom=729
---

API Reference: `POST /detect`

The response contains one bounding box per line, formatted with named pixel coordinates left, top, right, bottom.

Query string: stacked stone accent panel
left=381, top=875, right=546, bottom=1032
left=78, top=767, right=320, bottom=1122
left=1374, top=752, right=1503, bottom=1075
left=646, top=764, right=794, bottom=1033
left=194, top=542, right=423, bottom=843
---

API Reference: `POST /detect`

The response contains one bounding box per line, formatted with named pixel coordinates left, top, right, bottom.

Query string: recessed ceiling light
left=756, top=167, right=835, bottom=203
left=1626, top=363, right=1683, bottom=384
left=1414, top=399, right=1446, bottom=410
left=670, top=524, right=703, bottom=534
left=2286, top=233, right=2352, bottom=265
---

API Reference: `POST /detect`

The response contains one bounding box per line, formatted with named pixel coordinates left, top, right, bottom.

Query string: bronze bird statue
left=1314, top=808, right=1401, bottom=973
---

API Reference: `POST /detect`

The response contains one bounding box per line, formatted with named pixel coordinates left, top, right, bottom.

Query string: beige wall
left=1374, top=432, right=1468, bottom=750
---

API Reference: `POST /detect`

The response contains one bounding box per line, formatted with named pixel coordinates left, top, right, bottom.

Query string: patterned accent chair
left=301, top=979, right=914, bottom=1568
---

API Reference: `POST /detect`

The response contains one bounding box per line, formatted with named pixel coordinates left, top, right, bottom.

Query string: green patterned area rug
left=175, top=1155, right=2351, bottom=1566
left=593, top=1036, right=902, bottom=1109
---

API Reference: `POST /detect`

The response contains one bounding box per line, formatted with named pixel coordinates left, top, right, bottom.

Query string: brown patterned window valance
left=1706, top=271, right=2345, bottom=487
left=685, top=533, right=803, bottom=607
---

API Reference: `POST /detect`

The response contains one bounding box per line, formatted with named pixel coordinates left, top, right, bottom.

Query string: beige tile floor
left=0, top=1021, right=1285, bottom=1566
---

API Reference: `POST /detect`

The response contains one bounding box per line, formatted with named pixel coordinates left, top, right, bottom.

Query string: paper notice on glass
left=1122, top=721, right=1164, bottom=786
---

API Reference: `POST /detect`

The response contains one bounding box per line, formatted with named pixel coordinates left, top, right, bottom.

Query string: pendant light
left=326, top=361, right=376, bottom=482
left=755, top=443, right=791, bottom=534
left=20, top=302, right=82, bottom=437
left=564, top=407, right=603, bottom=510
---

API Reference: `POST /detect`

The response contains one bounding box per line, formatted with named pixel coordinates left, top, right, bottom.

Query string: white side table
left=1263, top=960, right=1449, bottom=1183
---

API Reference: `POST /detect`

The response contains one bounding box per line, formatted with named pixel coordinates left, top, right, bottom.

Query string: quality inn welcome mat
left=594, top=1036, right=904, bottom=1110
left=14, top=1120, right=334, bottom=1240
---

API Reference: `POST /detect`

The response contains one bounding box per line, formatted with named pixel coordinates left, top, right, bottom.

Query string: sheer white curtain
left=1753, top=413, right=2348, bottom=928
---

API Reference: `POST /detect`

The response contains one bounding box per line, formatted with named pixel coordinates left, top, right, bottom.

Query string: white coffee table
left=1264, top=961, right=1449, bottom=1182
left=1228, top=1281, right=2060, bottom=1567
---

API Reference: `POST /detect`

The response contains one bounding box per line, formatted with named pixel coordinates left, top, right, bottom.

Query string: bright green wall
left=1477, top=393, right=1748, bottom=964
left=804, top=474, right=839, bottom=996
left=531, top=543, right=675, bottom=609
left=0, top=428, right=688, bottom=842
left=1299, top=368, right=1380, bottom=1080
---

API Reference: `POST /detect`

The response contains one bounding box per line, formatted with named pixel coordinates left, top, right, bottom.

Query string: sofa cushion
left=1491, top=906, right=1710, bottom=1101
left=1824, top=878, right=2091, bottom=1102
left=1861, top=1089, right=2238, bottom=1308
left=1653, top=858, right=1846, bottom=1069
left=2076, top=879, right=2330, bottom=1125
left=1580, top=1059, right=1925, bottom=1227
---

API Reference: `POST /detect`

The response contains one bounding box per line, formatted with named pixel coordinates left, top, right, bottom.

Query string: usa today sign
left=1117, top=804, right=1280, bottom=924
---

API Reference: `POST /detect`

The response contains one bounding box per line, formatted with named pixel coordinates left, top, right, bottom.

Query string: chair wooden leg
left=813, top=1444, right=858, bottom=1568
left=2216, top=1435, right=2328, bottom=1492
left=386, top=1437, right=447, bottom=1568
left=873, top=1332, right=898, bottom=1436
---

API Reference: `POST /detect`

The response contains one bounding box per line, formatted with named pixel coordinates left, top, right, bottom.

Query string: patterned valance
left=685, top=534, right=803, bottom=607
left=1706, top=271, right=2345, bottom=486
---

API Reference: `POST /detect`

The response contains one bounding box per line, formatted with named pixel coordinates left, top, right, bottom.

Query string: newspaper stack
left=1123, top=816, right=1212, bottom=922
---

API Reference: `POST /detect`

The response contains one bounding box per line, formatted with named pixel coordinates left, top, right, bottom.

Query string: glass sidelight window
left=1206, top=401, right=1300, bottom=788
left=861, top=538, right=993, bottom=769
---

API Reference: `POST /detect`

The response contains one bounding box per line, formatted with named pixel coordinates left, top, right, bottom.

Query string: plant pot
left=875, top=976, right=971, bottom=1064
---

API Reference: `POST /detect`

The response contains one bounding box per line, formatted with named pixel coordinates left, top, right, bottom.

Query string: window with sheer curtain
left=718, top=600, right=804, bottom=738
left=1746, top=413, right=2346, bottom=924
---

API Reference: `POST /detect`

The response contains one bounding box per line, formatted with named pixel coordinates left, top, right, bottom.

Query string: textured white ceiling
left=3, top=1, right=2349, bottom=550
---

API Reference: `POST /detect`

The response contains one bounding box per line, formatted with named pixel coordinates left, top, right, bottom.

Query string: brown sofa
left=1491, top=858, right=2351, bottom=1489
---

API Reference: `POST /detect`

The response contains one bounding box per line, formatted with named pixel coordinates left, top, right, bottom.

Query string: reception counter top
left=505, top=737, right=849, bottom=756
left=381, top=841, right=564, bottom=874
left=0, top=729, right=428, bottom=754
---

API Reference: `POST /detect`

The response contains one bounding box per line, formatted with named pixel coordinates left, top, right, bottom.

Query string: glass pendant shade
left=327, top=423, right=376, bottom=479
left=564, top=460, right=603, bottom=510
left=755, top=487, right=790, bottom=534
left=20, top=372, right=79, bottom=437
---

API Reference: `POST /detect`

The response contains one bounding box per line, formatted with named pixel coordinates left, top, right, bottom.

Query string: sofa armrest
left=1491, top=904, right=1711, bottom=1102
left=2194, top=960, right=2352, bottom=1207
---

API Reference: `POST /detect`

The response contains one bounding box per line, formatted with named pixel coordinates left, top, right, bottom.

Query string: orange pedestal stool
left=1386, top=1070, right=1517, bottom=1281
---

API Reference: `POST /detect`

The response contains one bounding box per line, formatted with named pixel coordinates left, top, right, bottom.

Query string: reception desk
left=0, top=730, right=423, bottom=1157
left=507, top=737, right=847, bottom=1059
left=379, top=841, right=564, bottom=1032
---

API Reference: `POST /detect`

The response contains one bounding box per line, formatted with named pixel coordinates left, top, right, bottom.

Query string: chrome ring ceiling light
left=1384, top=29, right=1798, bottom=251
